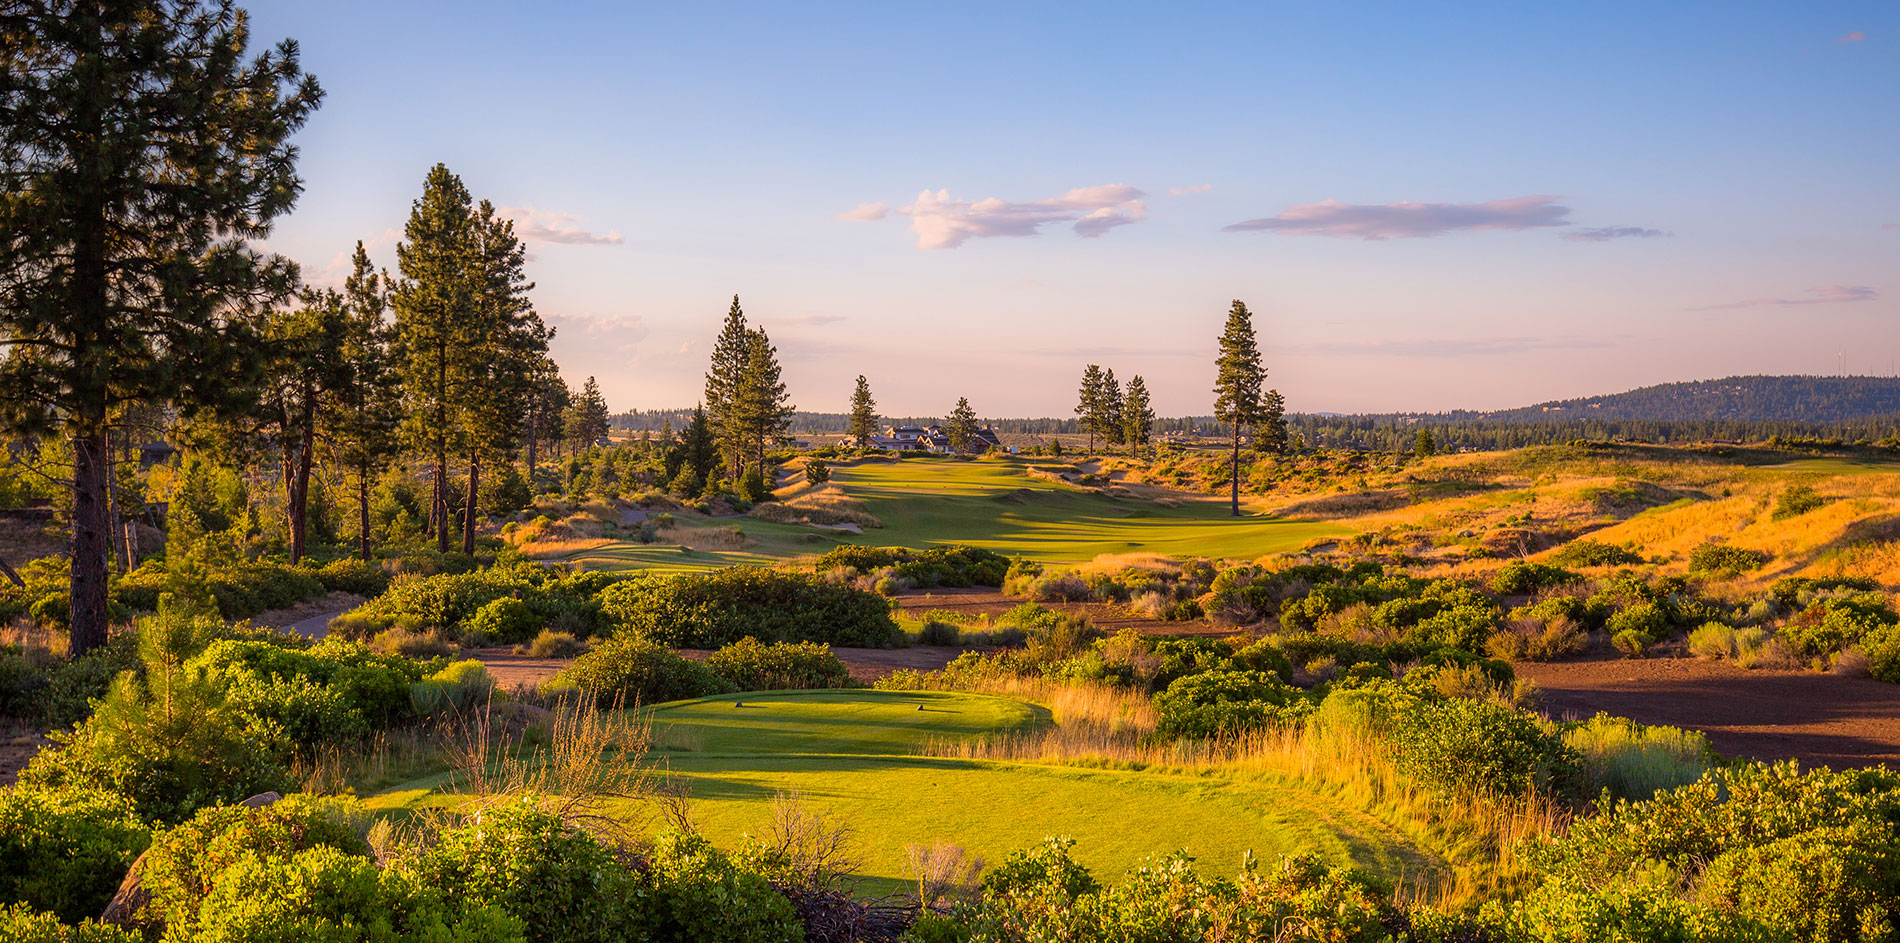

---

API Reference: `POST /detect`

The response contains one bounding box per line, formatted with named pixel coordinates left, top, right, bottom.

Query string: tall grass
left=1562, top=713, right=1713, bottom=801
left=919, top=678, right=1557, bottom=904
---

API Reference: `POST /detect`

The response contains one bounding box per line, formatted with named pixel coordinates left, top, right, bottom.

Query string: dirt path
left=1517, top=654, right=1900, bottom=768
left=251, top=592, right=365, bottom=640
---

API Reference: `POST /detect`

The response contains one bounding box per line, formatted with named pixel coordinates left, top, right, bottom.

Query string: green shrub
left=189, top=844, right=524, bottom=943
left=1409, top=604, right=1496, bottom=651
left=193, top=637, right=432, bottom=748
left=1605, top=601, right=1667, bottom=643
left=1781, top=594, right=1897, bottom=660
left=312, top=557, right=392, bottom=597
left=1491, top=562, right=1580, bottom=596
left=527, top=629, right=586, bottom=658
left=370, top=625, right=454, bottom=659
left=598, top=567, right=901, bottom=648
left=1550, top=539, right=1642, bottom=568
left=1772, top=484, right=1827, bottom=521
left=1688, top=542, right=1770, bottom=576
left=637, top=830, right=802, bottom=943
left=546, top=636, right=733, bottom=706
left=0, top=904, right=141, bottom=943
left=813, top=545, right=1010, bottom=587
left=1392, top=696, right=1579, bottom=799
left=1152, top=669, right=1308, bottom=740
left=0, top=788, right=151, bottom=923
left=400, top=801, right=631, bottom=943
left=704, top=637, right=851, bottom=691
left=916, top=618, right=961, bottom=646
left=408, top=660, right=495, bottom=719
left=466, top=596, right=540, bottom=644
left=1562, top=713, right=1713, bottom=801
left=141, top=794, right=371, bottom=935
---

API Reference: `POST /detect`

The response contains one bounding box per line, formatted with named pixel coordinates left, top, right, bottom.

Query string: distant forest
left=611, top=376, right=1900, bottom=451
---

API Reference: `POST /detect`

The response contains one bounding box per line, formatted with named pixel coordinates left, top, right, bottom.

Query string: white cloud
left=1840, top=31, right=1866, bottom=43
left=547, top=311, right=648, bottom=353
left=845, top=184, right=1148, bottom=249
left=1225, top=195, right=1571, bottom=240
left=1692, top=285, right=1879, bottom=310
left=1169, top=184, right=1213, bottom=196
left=501, top=205, right=624, bottom=246
left=297, top=228, right=400, bottom=289
left=1562, top=226, right=1671, bottom=242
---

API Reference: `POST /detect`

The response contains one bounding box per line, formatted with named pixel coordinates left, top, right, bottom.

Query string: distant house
left=870, top=424, right=999, bottom=454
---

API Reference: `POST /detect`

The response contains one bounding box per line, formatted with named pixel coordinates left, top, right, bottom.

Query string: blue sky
left=244, top=1, right=1898, bottom=417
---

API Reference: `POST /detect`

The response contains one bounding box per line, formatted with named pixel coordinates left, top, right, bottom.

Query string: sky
left=242, top=1, right=1899, bottom=418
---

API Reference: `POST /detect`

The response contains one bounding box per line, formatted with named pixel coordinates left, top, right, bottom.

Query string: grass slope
left=644, top=690, right=1439, bottom=894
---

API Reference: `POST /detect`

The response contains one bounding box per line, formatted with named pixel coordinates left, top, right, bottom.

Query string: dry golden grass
left=661, top=523, right=752, bottom=551
left=754, top=484, right=884, bottom=528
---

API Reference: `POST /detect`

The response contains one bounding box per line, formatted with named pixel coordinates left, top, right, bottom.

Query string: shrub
left=400, top=801, right=632, bottom=943
left=637, top=830, right=802, bottom=943
left=1688, top=621, right=1768, bottom=664
left=705, top=637, right=850, bottom=691
left=408, top=660, right=496, bottom=719
left=1550, top=539, right=1643, bottom=568
left=0, top=904, right=140, bottom=943
left=0, top=788, right=151, bottom=923
left=140, top=794, right=372, bottom=936
left=370, top=625, right=454, bottom=659
left=189, top=844, right=523, bottom=943
left=1487, top=615, right=1586, bottom=662
left=813, top=545, right=1010, bottom=588
left=1391, top=696, right=1579, bottom=799
left=527, top=629, right=587, bottom=658
left=193, top=637, right=432, bottom=748
left=1562, top=713, right=1713, bottom=800
left=1780, top=595, right=1898, bottom=660
left=1772, top=484, right=1827, bottom=521
left=915, top=618, right=961, bottom=646
left=1491, top=561, right=1580, bottom=596
left=312, top=557, right=392, bottom=597
left=1688, top=542, right=1770, bottom=577
left=1605, top=601, right=1667, bottom=644
left=1152, top=669, right=1308, bottom=740
left=598, top=567, right=902, bottom=648
left=1410, top=604, right=1495, bottom=652
left=465, top=596, right=541, bottom=644
left=546, top=636, right=733, bottom=706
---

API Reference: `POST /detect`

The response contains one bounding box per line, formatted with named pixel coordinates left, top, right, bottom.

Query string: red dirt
left=1517, top=654, right=1900, bottom=768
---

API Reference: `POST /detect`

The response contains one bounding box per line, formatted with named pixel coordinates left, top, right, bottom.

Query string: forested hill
left=1477, top=376, right=1900, bottom=423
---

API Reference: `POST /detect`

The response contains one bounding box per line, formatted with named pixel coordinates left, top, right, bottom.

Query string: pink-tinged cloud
left=1562, top=226, right=1670, bottom=242
left=1840, top=31, right=1866, bottom=43
left=871, top=184, right=1148, bottom=249
left=1883, top=222, right=1898, bottom=231
left=1169, top=184, right=1213, bottom=196
left=1224, top=195, right=1571, bottom=239
left=1692, top=285, right=1879, bottom=310
left=837, top=202, right=889, bottom=222
left=547, top=311, right=649, bottom=353
left=500, top=206, right=624, bottom=246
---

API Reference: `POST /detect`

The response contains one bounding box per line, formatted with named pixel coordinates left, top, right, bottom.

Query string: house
left=869, top=424, right=1000, bottom=454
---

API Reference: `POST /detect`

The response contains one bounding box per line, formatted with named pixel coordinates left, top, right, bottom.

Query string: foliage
left=1562, top=713, right=1714, bottom=801
left=1687, top=542, right=1771, bottom=576
left=399, top=801, right=630, bottom=943
left=1549, top=539, right=1643, bottom=568
left=1490, top=561, right=1580, bottom=596
left=140, top=794, right=373, bottom=936
left=598, top=567, right=901, bottom=648
left=637, top=830, right=803, bottom=943
left=0, top=787, right=151, bottom=923
left=1781, top=594, right=1898, bottom=660
left=706, top=638, right=851, bottom=691
left=1391, top=695, right=1580, bottom=800
left=466, top=596, right=541, bottom=644
left=1151, top=669, right=1308, bottom=740
left=815, top=545, right=1010, bottom=588
left=546, top=635, right=733, bottom=707
left=1772, top=484, right=1827, bottom=521
left=0, top=904, right=140, bottom=943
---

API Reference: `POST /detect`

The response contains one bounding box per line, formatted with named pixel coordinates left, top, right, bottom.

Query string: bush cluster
left=814, top=545, right=1010, bottom=587
left=704, top=638, right=851, bottom=691
left=599, top=567, right=901, bottom=648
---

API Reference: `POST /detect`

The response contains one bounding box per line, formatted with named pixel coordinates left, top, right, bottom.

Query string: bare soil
left=894, top=587, right=1226, bottom=636
left=1517, top=654, right=1900, bottom=768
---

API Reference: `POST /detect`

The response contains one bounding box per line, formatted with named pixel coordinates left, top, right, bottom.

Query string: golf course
left=556, top=455, right=1349, bottom=572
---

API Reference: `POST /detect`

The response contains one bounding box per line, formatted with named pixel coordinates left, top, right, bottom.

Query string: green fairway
left=367, top=689, right=1444, bottom=896
left=822, top=457, right=1348, bottom=562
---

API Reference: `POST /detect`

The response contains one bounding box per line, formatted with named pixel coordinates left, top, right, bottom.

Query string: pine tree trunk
left=104, top=428, right=123, bottom=576
left=525, top=426, right=537, bottom=490
left=434, top=448, right=450, bottom=553
left=463, top=455, right=480, bottom=555
left=70, top=427, right=112, bottom=656
left=357, top=466, right=373, bottom=561
left=1229, top=423, right=1241, bottom=517
left=288, top=401, right=315, bottom=564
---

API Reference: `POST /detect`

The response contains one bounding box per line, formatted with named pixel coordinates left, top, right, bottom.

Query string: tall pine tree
left=946, top=397, right=981, bottom=453
left=1123, top=375, right=1155, bottom=455
left=1101, top=368, right=1125, bottom=448
left=1075, top=364, right=1105, bottom=451
left=704, top=296, right=751, bottom=479
left=454, top=200, right=546, bottom=553
left=0, top=0, right=322, bottom=653
left=325, top=243, right=399, bottom=561
left=565, top=377, right=611, bottom=448
left=1257, top=388, right=1288, bottom=456
left=391, top=164, right=476, bottom=553
left=735, top=329, right=793, bottom=481
left=849, top=375, right=878, bottom=447
left=1213, top=300, right=1265, bottom=517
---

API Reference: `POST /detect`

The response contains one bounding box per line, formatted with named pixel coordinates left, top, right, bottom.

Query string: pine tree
left=1258, top=388, right=1289, bottom=455
left=454, top=200, right=547, bottom=553
left=1123, top=375, right=1155, bottom=455
left=258, top=288, right=352, bottom=563
left=325, top=243, right=399, bottom=560
left=1415, top=427, right=1437, bottom=459
left=849, top=375, right=879, bottom=447
left=1101, top=368, right=1125, bottom=448
left=1213, top=300, right=1265, bottom=517
left=735, top=329, right=794, bottom=481
left=946, top=397, right=981, bottom=452
left=565, top=377, right=611, bottom=449
left=1075, top=364, right=1105, bottom=451
left=704, top=296, right=751, bottom=479
left=0, top=1, right=322, bottom=653
left=683, top=404, right=717, bottom=485
left=391, top=164, right=477, bottom=552
left=521, top=359, right=564, bottom=486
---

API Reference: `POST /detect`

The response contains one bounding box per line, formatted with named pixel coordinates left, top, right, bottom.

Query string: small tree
left=946, top=398, right=981, bottom=453
left=1074, top=365, right=1105, bottom=452
left=735, top=329, right=794, bottom=480
left=806, top=458, right=831, bottom=485
left=1100, top=368, right=1125, bottom=448
left=565, top=376, right=611, bottom=450
left=1213, top=300, right=1265, bottom=516
left=704, top=296, right=751, bottom=479
left=1415, top=428, right=1437, bottom=459
left=1257, top=388, right=1289, bottom=456
left=848, top=375, right=878, bottom=447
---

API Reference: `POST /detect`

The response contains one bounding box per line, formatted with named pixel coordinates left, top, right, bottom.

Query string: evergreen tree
left=849, top=375, right=879, bottom=447
left=1258, top=388, right=1289, bottom=455
left=258, top=288, right=352, bottom=563
left=391, top=164, right=477, bottom=552
left=946, top=397, right=981, bottom=452
left=454, top=200, right=546, bottom=553
left=565, top=376, right=611, bottom=448
left=1415, top=427, right=1437, bottom=459
left=1123, top=375, right=1155, bottom=454
left=1101, top=368, right=1125, bottom=448
left=704, top=295, right=751, bottom=479
left=734, top=329, right=794, bottom=481
left=0, top=1, right=322, bottom=653
left=682, top=404, right=717, bottom=484
left=1075, top=364, right=1105, bottom=451
left=526, top=369, right=570, bottom=468
left=325, top=243, right=399, bottom=561
left=1213, top=300, right=1265, bottom=517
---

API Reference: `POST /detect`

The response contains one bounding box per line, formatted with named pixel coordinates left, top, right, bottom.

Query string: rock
left=239, top=791, right=284, bottom=808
